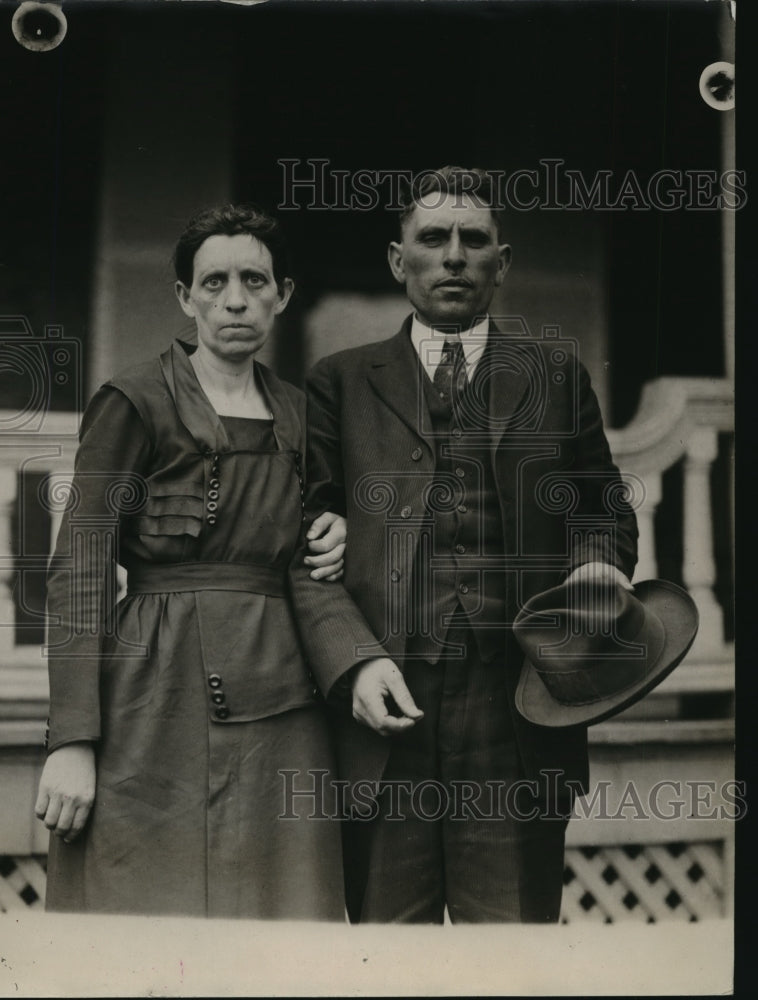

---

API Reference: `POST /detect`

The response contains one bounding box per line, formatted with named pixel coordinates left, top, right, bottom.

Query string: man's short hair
left=173, top=203, right=290, bottom=292
left=398, top=166, right=505, bottom=241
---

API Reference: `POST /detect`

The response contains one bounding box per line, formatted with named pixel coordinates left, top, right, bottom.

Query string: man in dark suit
left=291, top=166, right=637, bottom=923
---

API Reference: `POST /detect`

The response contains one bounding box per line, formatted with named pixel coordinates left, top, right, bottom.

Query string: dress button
left=312, top=686, right=319, bottom=698
left=207, top=501, right=218, bottom=512
left=457, top=504, right=468, bottom=514
left=400, top=505, right=412, bottom=518
left=455, top=544, right=466, bottom=554
left=459, top=583, right=469, bottom=595
left=206, top=513, right=217, bottom=525
left=212, top=692, right=225, bottom=705
left=390, top=569, right=401, bottom=582
left=411, top=448, right=423, bottom=461
left=209, top=478, right=220, bottom=489
left=208, top=674, right=222, bottom=688
left=208, top=489, right=219, bottom=500
left=215, top=706, right=229, bottom=720
left=455, top=467, right=465, bottom=478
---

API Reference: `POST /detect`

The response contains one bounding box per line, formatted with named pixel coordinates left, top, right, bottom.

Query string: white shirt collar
left=410, top=313, right=490, bottom=381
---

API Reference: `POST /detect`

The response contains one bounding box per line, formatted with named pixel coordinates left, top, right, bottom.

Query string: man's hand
left=351, top=658, right=424, bottom=736
left=566, top=561, right=634, bottom=591
left=35, top=742, right=96, bottom=843
left=305, top=511, right=346, bottom=581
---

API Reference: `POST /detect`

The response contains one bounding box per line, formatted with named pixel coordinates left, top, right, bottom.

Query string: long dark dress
left=44, top=341, right=344, bottom=919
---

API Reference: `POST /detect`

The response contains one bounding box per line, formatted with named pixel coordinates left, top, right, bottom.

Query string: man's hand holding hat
left=566, top=561, right=634, bottom=592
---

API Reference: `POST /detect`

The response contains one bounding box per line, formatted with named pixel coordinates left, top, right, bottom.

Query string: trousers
left=343, top=625, right=570, bottom=923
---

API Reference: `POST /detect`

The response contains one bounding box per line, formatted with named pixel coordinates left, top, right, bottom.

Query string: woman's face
left=175, top=234, right=293, bottom=365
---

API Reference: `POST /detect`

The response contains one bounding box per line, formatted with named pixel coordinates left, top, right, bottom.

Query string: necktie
left=432, top=336, right=467, bottom=407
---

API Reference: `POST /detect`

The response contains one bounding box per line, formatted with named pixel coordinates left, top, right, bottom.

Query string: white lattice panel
left=1, top=846, right=729, bottom=921
left=561, top=841, right=726, bottom=923
left=0, top=855, right=46, bottom=911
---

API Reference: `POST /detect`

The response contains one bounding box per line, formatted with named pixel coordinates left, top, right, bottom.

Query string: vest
left=406, top=348, right=508, bottom=664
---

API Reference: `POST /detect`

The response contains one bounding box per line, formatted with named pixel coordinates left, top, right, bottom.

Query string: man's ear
left=273, top=277, right=295, bottom=315
left=175, top=281, right=195, bottom=318
left=387, top=241, right=406, bottom=286
left=494, top=244, right=512, bottom=286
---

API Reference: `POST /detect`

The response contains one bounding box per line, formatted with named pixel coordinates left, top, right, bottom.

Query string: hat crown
left=514, top=578, right=700, bottom=727
left=513, top=581, right=666, bottom=706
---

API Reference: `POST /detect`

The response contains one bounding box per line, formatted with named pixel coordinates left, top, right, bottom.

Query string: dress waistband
left=127, top=561, right=287, bottom=597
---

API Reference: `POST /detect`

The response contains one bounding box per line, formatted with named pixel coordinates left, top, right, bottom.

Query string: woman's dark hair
left=173, top=203, right=291, bottom=291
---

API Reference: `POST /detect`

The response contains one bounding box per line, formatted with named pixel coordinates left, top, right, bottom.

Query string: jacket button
left=215, top=706, right=230, bottom=720
left=312, top=686, right=319, bottom=698
left=411, top=448, right=422, bottom=461
left=206, top=514, right=217, bottom=525
left=208, top=674, right=222, bottom=688
left=457, top=504, right=468, bottom=514
left=400, top=505, right=412, bottom=518
left=455, top=544, right=466, bottom=554
left=452, top=427, right=463, bottom=439
left=390, top=569, right=401, bottom=582
left=212, top=692, right=225, bottom=705
left=455, top=467, right=465, bottom=478
left=459, top=583, right=469, bottom=595
left=207, top=500, right=218, bottom=512
left=209, top=478, right=220, bottom=489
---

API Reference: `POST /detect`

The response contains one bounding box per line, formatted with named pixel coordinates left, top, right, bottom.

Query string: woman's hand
left=304, top=511, right=346, bottom=581
left=35, top=742, right=96, bottom=843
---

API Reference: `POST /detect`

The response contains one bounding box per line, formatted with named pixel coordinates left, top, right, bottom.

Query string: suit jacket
left=289, top=317, right=638, bottom=799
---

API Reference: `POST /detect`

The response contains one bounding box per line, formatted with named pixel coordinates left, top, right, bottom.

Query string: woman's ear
left=274, top=277, right=295, bottom=315
left=175, top=281, right=195, bottom=319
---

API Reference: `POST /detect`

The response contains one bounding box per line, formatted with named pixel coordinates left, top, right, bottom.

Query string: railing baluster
left=682, top=426, right=723, bottom=657
left=0, top=468, right=19, bottom=658
left=630, top=471, right=661, bottom=583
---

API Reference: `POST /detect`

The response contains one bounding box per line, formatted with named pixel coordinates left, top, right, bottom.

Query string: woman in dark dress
left=35, top=205, right=346, bottom=919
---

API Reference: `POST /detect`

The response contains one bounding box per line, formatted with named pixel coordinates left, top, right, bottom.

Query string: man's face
left=175, top=234, right=293, bottom=364
left=388, top=193, right=511, bottom=328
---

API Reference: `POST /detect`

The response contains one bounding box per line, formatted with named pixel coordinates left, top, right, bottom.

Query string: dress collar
left=158, top=340, right=301, bottom=454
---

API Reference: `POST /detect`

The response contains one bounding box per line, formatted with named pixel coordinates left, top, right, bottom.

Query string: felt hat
left=513, top=578, right=699, bottom=727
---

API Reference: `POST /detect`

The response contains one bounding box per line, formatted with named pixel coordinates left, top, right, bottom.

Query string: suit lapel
left=364, top=318, right=534, bottom=453
left=484, top=323, right=532, bottom=452
left=366, top=319, right=431, bottom=447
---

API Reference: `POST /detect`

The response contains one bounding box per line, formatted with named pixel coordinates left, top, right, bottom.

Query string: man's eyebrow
left=415, top=224, right=451, bottom=236
left=414, top=222, right=494, bottom=237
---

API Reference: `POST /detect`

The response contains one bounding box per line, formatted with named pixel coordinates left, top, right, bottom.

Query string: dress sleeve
left=45, top=386, right=152, bottom=753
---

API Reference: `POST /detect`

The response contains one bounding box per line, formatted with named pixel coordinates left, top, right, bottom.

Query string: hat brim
left=514, top=580, right=699, bottom=728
